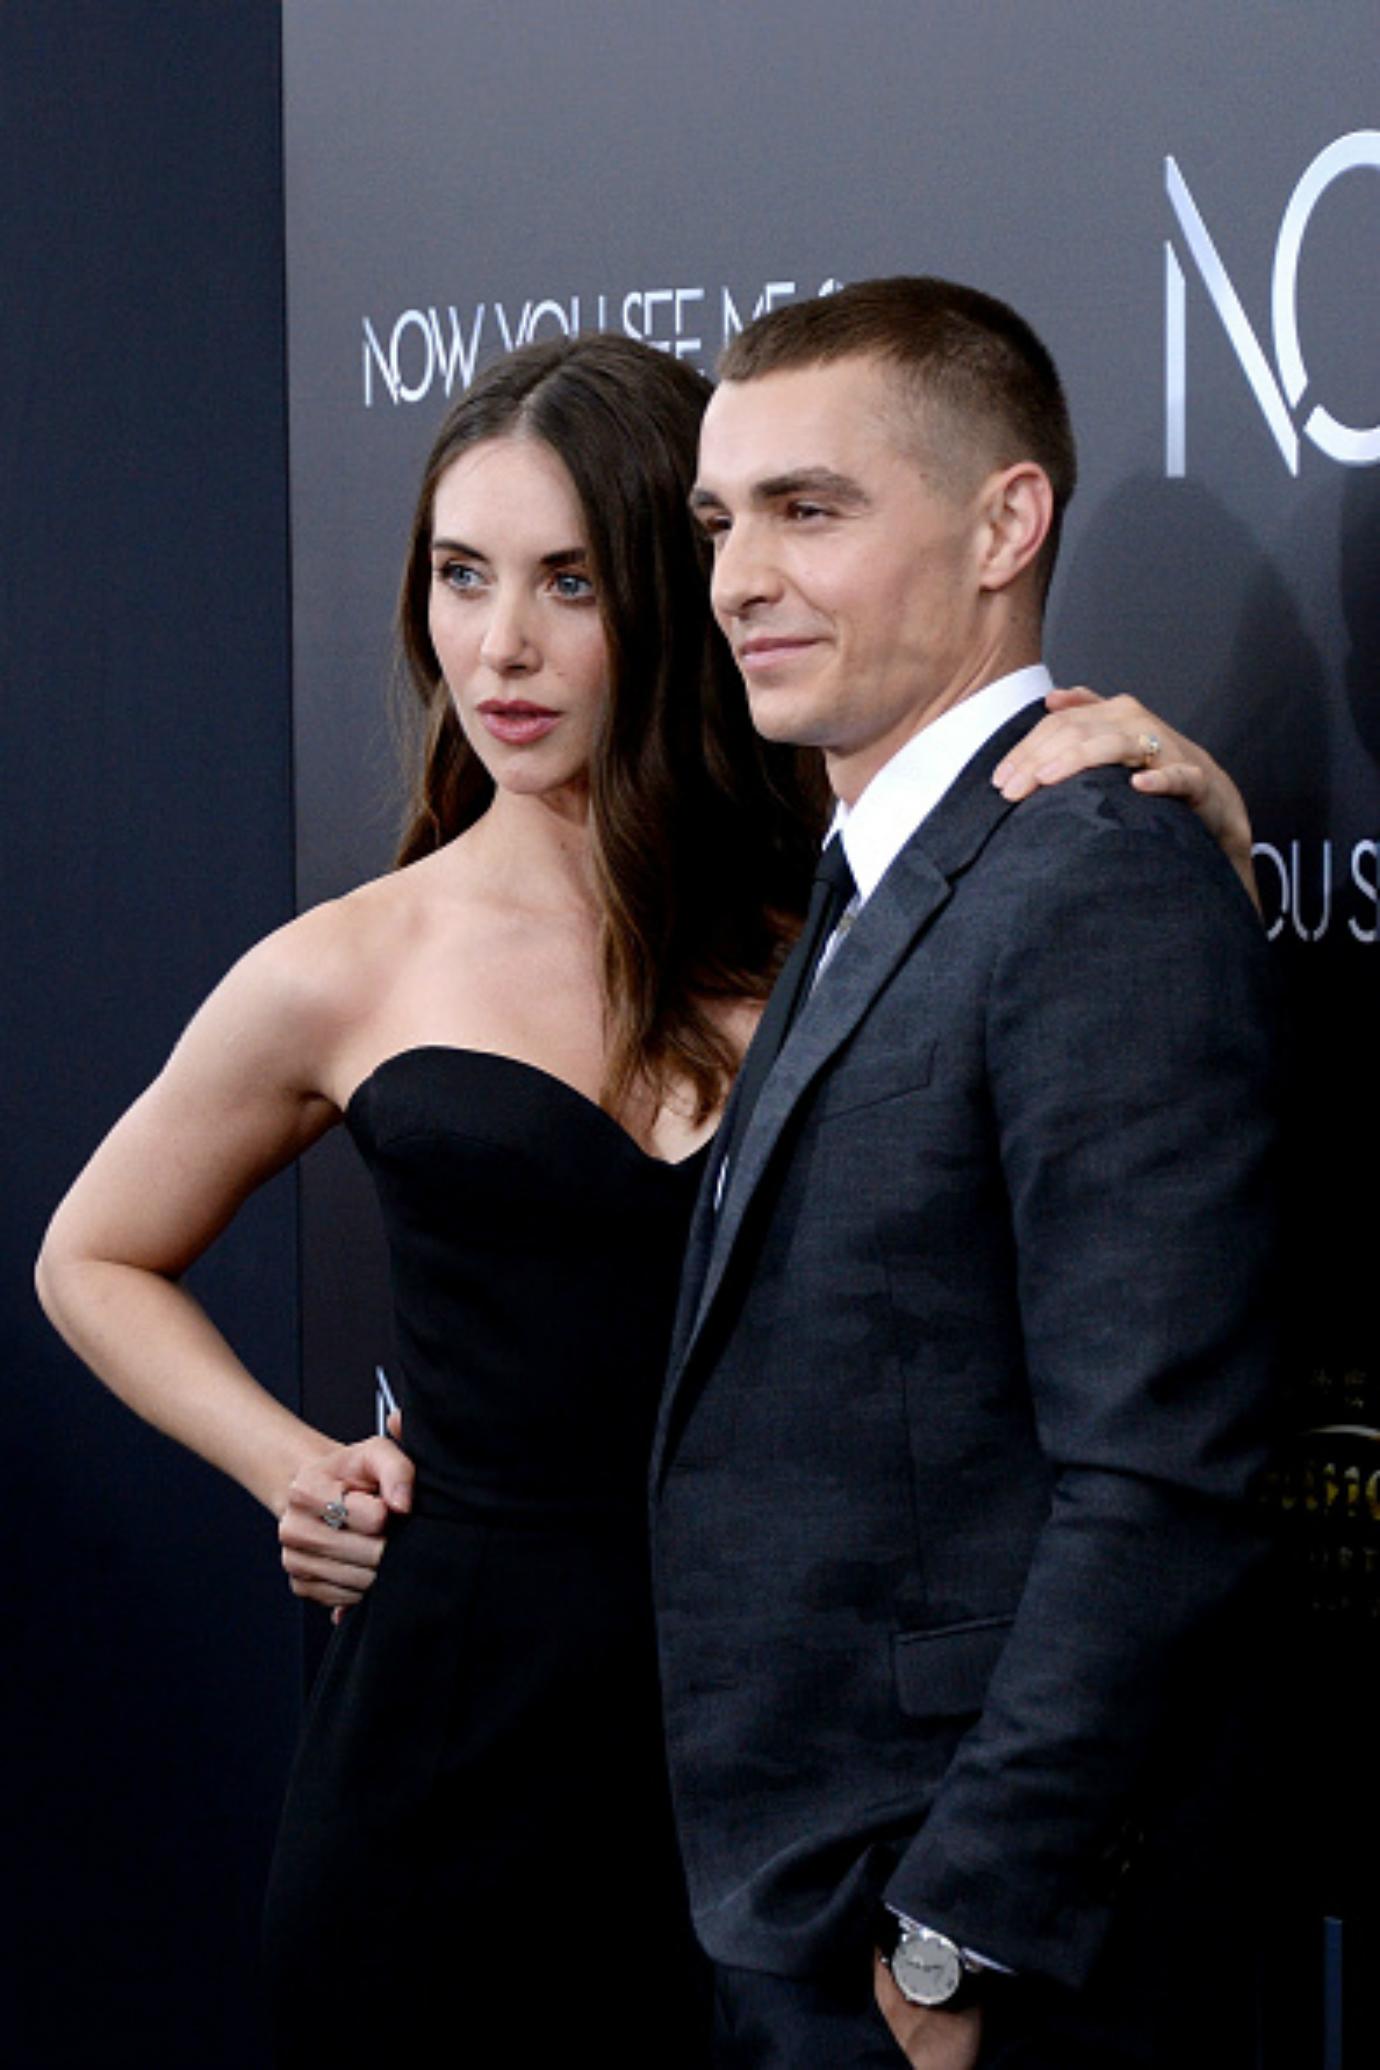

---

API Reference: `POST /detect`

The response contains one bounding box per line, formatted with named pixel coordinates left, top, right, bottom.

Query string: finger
left=280, top=1541, right=374, bottom=1603
left=284, top=1563, right=371, bottom=1604
left=386, top=1407, right=404, bottom=1442
left=312, top=1486, right=391, bottom=1537
left=1043, top=684, right=1102, bottom=709
left=1084, top=691, right=1153, bottom=725
left=282, top=1547, right=378, bottom=1592
left=278, top=1519, right=387, bottom=1592
left=1085, top=695, right=1197, bottom=768
left=287, top=1460, right=397, bottom=1534
left=280, top=1555, right=381, bottom=1607
left=1129, top=760, right=1208, bottom=802
left=282, top=1483, right=387, bottom=1544
left=992, top=705, right=1125, bottom=789
left=288, top=1574, right=366, bottom=1607
left=373, top=1441, right=414, bottom=1515
left=285, top=1456, right=358, bottom=1516
left=279, top=1513, right=386, bottom=1569
left=996, top=702, right=1196, bottom=795
left=994, top=723, right=1131, bottom=797
left=335, top=1436, right=415, bottom=1515
left=340, top=1488, right=390, bottom=1535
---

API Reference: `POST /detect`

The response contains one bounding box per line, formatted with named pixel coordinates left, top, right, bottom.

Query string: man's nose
left=711, top=520, right=780, bottom=620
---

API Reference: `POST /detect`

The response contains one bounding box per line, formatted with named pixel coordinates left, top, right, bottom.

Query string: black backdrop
left=3, top=6, right=298, bottom=2066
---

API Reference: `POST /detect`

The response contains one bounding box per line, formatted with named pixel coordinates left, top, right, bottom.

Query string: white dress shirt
left=817, top=664, right=1052, bottom=983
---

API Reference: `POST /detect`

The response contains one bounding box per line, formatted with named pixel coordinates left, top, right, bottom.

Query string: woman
left=35, top=334, right=1253, bottom=2064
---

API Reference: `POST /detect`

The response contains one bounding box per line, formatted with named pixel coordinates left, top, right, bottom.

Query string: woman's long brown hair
left=394, top=335, right=824, bottom=1122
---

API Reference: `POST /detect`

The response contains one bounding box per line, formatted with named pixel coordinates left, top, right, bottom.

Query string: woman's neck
left=459, top=784, right=600, bottom=921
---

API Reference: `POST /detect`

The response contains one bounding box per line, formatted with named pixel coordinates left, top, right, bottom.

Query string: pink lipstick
left=476, top=700, right=561, bottom=745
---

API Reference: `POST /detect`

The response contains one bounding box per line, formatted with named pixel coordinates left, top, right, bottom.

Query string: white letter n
left=1164, top=155, right=1299, bottom=477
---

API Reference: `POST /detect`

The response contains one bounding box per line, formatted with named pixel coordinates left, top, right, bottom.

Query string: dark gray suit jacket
left=650, top=707, right=1278, bottom=1996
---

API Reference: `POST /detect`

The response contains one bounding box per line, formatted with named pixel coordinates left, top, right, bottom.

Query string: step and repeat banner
left=282, top=3, right=1377, bottom=2054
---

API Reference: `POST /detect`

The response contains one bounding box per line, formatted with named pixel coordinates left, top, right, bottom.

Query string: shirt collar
left=829, top=664, right=1052, bottom=904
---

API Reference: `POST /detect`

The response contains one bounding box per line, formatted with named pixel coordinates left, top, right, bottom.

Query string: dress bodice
left=344, top=1046, right=708, bottom=1523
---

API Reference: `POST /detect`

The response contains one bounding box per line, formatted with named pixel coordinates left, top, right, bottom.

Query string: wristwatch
left=887, top=1924, right=985, bottom=2012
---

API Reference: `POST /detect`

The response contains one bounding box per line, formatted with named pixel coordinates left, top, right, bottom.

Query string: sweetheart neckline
left=343, top=1044, right=717, bottom=1171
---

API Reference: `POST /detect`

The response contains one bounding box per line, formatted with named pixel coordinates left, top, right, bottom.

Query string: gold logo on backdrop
left=1263, top=1370, right=1380, bottom=1618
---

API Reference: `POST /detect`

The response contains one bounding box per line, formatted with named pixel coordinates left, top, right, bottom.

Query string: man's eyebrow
left=687, top=469, right=869, bottom=515
left=754, top=468, right=869, bottom=506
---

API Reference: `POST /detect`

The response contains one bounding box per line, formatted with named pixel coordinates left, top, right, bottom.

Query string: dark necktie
left=714, top=835, right=856, bottom=1206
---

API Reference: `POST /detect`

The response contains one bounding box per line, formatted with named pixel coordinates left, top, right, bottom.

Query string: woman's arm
left=990, top=688, right=1259, bottom=909
left=35, top=910, right=411, bottom=1605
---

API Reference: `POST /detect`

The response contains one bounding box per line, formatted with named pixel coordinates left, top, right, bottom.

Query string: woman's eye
left=436, top=560, right=481, bottom=593
left=551, top=570, right=595, bottom=601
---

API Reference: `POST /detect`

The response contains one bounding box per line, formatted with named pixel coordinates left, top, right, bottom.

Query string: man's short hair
left=719, top=276, right=1077, bottom=594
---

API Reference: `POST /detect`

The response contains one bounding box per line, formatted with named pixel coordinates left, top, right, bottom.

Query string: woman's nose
left=479, top=592, right=537, bottom=672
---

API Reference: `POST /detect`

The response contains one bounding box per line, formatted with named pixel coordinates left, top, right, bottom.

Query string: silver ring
left=322, top=1497, right=349, bottom=1531
left=1138, top=731, right=1162, bottom=763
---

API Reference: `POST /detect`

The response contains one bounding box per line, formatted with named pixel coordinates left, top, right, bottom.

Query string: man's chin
left=742, top=689, right=830, bottom=751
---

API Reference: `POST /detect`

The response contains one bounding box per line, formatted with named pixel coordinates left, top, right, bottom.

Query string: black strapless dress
left=263, top=1049, right=712, bottom=2064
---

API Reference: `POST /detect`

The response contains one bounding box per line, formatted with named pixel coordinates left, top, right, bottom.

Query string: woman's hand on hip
left=278, top=1432, right=414, bottom=1618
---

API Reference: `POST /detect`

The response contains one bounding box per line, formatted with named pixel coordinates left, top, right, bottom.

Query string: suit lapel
left=653, top=705, right=1043, bottom=1484
left=662, top=849, right=948, bottom=1384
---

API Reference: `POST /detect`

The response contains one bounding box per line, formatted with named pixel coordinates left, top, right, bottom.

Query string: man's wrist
left=881, top=1910, right=1016, bottom=2014
left=882, top=1919, right=981, bottom=2013
left=885, top=1908, right=1013, bottom=1976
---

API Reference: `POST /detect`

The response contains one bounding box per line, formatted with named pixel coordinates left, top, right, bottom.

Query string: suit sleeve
left=882, top=798, right=1280, bottom=1989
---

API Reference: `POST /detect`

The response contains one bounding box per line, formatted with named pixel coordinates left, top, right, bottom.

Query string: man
left=650, top=279, right=1277, bottom=2068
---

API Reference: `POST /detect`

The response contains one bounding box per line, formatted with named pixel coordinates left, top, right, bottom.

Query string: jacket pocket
left=892, top=1614, right=1013, bottom=1719
left=813, top=1040, right=937, bottom=1123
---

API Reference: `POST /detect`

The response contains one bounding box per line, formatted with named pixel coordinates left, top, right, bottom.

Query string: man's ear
left=976, top=462, right=1053, bottom=592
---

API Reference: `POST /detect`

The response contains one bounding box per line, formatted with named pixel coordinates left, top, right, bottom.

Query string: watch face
left=892, top=1929, right=963, bottom=2008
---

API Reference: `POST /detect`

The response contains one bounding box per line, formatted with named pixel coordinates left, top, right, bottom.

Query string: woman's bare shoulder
left=178, top=864, right=439, bottom=1094
left=275, top=869, right=421, bottom=998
